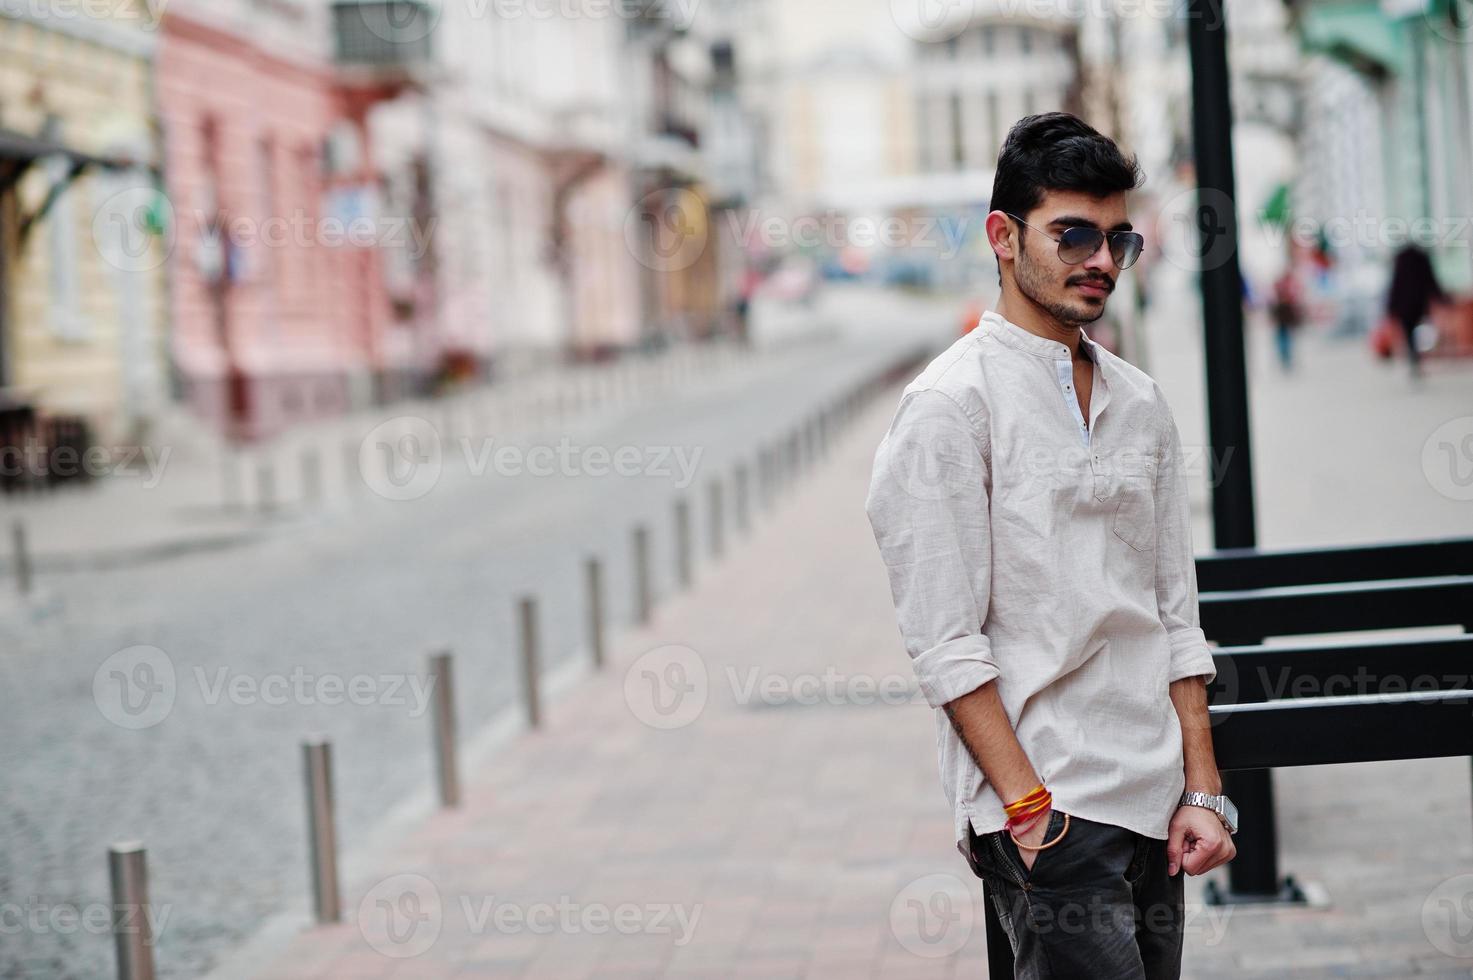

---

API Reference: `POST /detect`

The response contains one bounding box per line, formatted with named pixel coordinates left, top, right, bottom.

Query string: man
left=865, top=113, right=1236, bottom=979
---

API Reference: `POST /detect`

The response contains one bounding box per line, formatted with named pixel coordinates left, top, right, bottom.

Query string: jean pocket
left=993, top=809, right=1070, bottom=884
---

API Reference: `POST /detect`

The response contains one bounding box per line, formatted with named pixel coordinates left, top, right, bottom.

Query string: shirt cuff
left=912, top=635, right=1000, bottom=709
left=1166, top=626, right=1218, bottom=685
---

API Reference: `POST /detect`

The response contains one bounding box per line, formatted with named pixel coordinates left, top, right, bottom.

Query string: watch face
left=1221, top=797, right=1238, bottom=831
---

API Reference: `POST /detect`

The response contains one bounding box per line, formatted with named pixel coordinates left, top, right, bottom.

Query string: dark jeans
left=961, top=810, right=1184, bottom=979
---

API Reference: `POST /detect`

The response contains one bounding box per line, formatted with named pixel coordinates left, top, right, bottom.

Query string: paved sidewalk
left=237, top=381, right=965, bottom=980
left=231, top=364, right=1473, bottom=979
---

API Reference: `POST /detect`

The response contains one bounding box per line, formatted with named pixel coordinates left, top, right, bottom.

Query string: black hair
left=990, top=113, right=1143, bottom=262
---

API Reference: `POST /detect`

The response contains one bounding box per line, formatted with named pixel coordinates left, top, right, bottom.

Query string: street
left=0, top=304, right=951, bottom=980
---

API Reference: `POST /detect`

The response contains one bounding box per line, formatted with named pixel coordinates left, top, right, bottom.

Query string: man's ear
left=985, top=210, right=1016, bottom=265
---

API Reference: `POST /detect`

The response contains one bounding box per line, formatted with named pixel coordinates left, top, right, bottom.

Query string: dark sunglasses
left=1005, top=213, right=1144, bottom=270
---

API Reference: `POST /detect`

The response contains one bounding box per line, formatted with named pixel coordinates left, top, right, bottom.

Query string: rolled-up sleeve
left=865, top=387, right=997, bottom=709
left=1152, top=396, right=1217, bottom=685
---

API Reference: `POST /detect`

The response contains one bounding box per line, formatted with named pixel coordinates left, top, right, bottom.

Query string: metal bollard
left=221, top=450, right=243, bottom=513
left=734, top=463, right=751, bottom=534
left=586, top=556, right=606, bottom=669
left=302, top=738, right=341, bottom=923
left=256, top=458, right=276, bottom=515
left=518, top=596, right=541, bottom=728
left=428, top=651, right=459, bottom=807
left=632, top=524, right=652, bottom=626
left=708, top=481, right=724, bottom=559
left=674, top=498, right=693, bottom=589
left=301, top=447, right=322, bottom=507
left=343, top=440, right=361, bottom=500
left=12, top=519, right=32, bottom=595
left=108, top=842, right=155, bottom=980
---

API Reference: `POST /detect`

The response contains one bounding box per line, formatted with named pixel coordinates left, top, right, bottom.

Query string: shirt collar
left=979, top=309, right=1103, bottom=363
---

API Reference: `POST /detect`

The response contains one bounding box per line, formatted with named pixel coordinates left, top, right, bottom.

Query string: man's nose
left=1082, top=239, right=1118, bottom=275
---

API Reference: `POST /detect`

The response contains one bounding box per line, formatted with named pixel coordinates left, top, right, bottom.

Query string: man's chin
left=1059, top=299, right=1107, bottom=325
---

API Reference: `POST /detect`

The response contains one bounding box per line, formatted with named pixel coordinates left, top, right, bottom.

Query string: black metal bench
left=1195, top=536, right=1473, bottom=592
left=1198, top=540, right=1472, bottom=904
left=979, top=537, right=1473, bottom=976
left=984, top=681, right=1473, bottom=978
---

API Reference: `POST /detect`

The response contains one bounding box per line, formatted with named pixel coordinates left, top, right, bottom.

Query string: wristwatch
left=1179, top=791, right=1238, bottom=835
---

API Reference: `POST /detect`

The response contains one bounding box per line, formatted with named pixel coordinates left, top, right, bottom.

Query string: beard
left=1014, top=239, right=1111, bottom=327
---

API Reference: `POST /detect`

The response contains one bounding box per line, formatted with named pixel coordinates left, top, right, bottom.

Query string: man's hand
left=1012, top=807, right=1057, bottom=873
left=1166, top=805, right=1235, bottom=876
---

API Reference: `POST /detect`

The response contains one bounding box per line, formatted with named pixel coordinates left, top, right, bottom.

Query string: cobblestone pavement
left=0, top=323, right=942, bottom=980
left=0, top=340, right=786, bottom=572
left=226, top=288, right=1473, bottom=979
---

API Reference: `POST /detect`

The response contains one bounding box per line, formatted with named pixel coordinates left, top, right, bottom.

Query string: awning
left=1296, top=0, right=1408, bottom=77
left=0, top=127, right=154, bottom=243
left=0, top=127, right=142, bottom=168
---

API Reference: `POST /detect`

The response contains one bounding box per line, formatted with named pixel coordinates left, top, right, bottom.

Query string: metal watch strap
left=1179, top=791, right=1235, bottom=833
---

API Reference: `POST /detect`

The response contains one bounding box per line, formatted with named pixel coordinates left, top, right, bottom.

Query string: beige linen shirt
left=865, top=310, right=1217, bottom=844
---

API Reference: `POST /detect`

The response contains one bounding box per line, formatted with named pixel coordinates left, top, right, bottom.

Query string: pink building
left=157, top=5, right=415, bottom=441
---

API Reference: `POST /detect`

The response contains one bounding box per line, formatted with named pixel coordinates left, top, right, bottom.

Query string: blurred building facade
left=760, top=0, right=1083, bottom=293
left=1291, top=0, right=1473, bottom=294
left=157, top=0, right=415, bottom=441
left=366, top=0, right=644, bottom=377
left=0, top=0, right=166, bottom=445
left=9, top=0, right=1466, bottom=453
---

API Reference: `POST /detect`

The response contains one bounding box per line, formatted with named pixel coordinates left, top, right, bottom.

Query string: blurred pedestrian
left=1269, top=265, right=1304, bottom=373
left=1385, top=244, right=1446, bottom=379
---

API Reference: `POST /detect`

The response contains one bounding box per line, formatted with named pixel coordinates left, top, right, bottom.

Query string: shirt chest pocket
left=1103, top=450, right=1157, bottom=553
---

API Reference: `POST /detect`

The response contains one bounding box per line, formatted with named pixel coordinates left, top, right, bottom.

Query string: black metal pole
left=1185, top=0, right=1280, bottom=903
